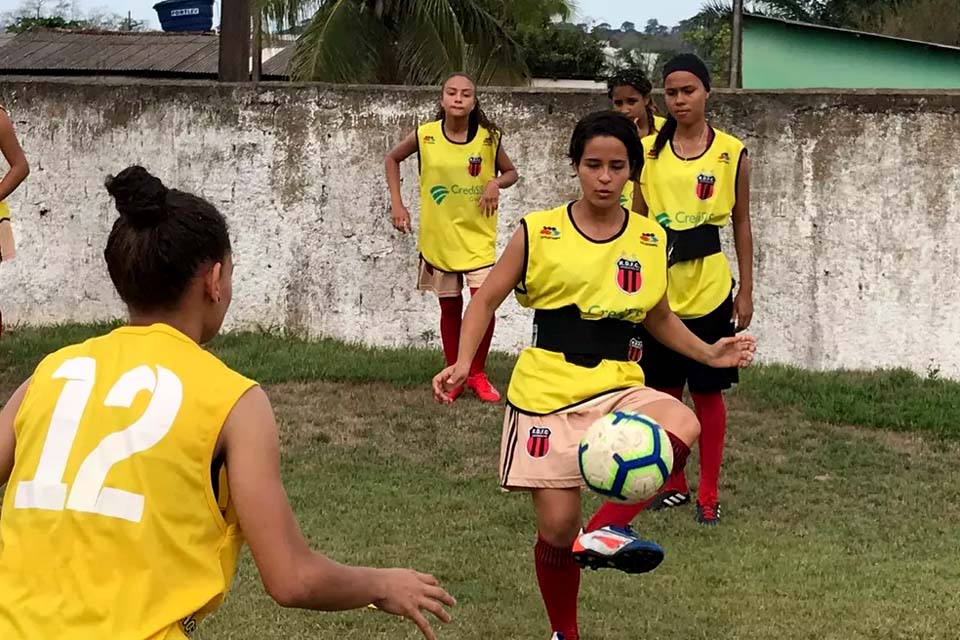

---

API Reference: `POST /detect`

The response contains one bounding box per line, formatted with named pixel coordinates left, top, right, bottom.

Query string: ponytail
left=651, top=115, right=677, bottom=158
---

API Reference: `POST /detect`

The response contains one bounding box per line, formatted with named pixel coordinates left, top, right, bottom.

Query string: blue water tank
left=153, top=0, right=214, bottom=32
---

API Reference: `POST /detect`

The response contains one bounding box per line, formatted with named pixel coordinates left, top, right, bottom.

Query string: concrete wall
left=1, top=78, right=959, bottom=377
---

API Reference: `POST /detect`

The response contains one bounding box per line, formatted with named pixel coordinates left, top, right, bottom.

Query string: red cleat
left=467, top=373, right=501, bottom=403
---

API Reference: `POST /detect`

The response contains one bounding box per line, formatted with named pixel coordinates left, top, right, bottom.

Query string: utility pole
left=218, top=0, right=251, bottom=82
left=252, top=6, right=263, bottom=82
left=730, top=0, right=744, bottom=88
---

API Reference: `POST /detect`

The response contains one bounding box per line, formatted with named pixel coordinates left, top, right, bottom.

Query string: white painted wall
left=1, top=79, right=958, bottom=377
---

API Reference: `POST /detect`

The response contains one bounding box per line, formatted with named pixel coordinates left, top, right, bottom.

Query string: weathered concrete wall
left=1, top=78, right=959, bottom=377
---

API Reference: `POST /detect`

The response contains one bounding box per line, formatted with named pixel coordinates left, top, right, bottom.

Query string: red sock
left=468, top=287, right=494, bottom=376
left=534, top=536, right=580, bottom=640
left=691, top=392, right=727, bottom=507
left=438, top=295, right=463, bottom=367
left=585, top=432, right=692, bottom=532
left=652, top=386, right=689, bottom=494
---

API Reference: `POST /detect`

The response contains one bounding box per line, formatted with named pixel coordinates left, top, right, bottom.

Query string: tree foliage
left=285, top=0, right=575, bottom=85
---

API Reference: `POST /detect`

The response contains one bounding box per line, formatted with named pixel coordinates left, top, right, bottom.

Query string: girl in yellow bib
left=0, top=166, right=455, bottom=640
left=0, top=104, right=31, bottom=339
left=604, top=67, right=666, bottom=211
left=591, top=54, right=755, bottom=528
left=432, top=112, right=755, bottom=640
left=386, top=74, right=518, bottom=403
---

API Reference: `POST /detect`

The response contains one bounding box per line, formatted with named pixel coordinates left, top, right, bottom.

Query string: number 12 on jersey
left=13, top=357, right=183, bottom=523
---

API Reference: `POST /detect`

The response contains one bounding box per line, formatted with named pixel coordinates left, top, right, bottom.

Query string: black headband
left=663, top=54, right=711, bottom=92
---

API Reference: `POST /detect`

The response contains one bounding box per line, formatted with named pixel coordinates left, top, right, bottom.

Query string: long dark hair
left=604, top=67, right=656, bottom=137
left=651, top=116, right=677, bottom=159
left=568, top=111, right=643, bottom=182
left=434, top=73, right=502, bottom=138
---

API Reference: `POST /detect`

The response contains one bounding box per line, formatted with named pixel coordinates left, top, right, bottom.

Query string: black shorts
left=637, top=292, right=738, bottom=394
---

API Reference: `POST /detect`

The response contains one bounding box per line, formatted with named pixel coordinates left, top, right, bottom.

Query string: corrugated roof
left=0, top=29, right=222, bottom=76
left=262, top=45, right=294, bottom=77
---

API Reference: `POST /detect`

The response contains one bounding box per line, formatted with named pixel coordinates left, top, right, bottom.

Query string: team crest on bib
left=696, top=172, right=716, bottom=200
left=527, top=427, right=551, bottom=458
left=468, top=156, right=483, bottom=177
left=628, top=337, right=644, bottom=362
left=616, top=257, right=643, bottom=294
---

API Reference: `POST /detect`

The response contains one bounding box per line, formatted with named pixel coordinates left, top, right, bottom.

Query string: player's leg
left=465, top=266, right=500, bottom=402
left=686, top=293, right=738, bottom=526
left=632, top=328, right=692, bottom=508
left=419, top=259, right=466, bottom=400
left=582, top=388, right=698, bottom=554
left=532, top=488, right=583, bottom=640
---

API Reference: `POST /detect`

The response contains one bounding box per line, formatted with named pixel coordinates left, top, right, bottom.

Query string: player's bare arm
left=221, top=385, right=455, bottom=640
left=0, top=379, right=29, bottom=488
left=0, top=110, right=29, bottom=203
left=480, top=145, right=519, bottom=216
left=732, top=154, right=754, bottom=331
left=432, top=227, right=525, bottom=401
left=642, top=295, right=755, bottom=369
left=385, top=131, right=418, bottom=233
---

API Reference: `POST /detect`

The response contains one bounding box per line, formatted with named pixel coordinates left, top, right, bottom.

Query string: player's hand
left=432, top=364, right=468, bottom=404
left=391, top=204, right=412, bottom=233
left=371, top=569, right=456, bottom=640
left=479, top=181, right=500, bottom=217
left=732, top=289, right=754, bottom=332
left=709, top=335, right=756, bottom=369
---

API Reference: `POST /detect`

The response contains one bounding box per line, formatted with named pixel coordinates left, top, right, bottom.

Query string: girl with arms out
left=0, top=167, right=455, bottom=640
left=433, top=112, right=754, bottom=640
left=386, top=74, right=518, bottom=402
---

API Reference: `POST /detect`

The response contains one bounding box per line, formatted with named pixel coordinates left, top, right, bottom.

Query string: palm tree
left=257, top=0, right=575, bottom=85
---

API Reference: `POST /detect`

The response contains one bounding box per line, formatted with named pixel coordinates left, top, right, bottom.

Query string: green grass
left=3, top=325, right=960, bottom=639
left=3, top=323, right=959, bottom=438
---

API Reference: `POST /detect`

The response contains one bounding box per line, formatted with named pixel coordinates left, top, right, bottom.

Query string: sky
left=0, top=0, right=706, bottom=31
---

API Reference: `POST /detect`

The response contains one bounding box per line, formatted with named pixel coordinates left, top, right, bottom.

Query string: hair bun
left=105, top=165, right=169, bottom=229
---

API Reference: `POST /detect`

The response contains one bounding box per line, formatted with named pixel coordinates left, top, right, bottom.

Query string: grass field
left=3, top=324, right=960, bottom=639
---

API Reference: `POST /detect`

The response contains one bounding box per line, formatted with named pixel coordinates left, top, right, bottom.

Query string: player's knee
left=668, top=403, right=700, bottom=447
left=538, top=512, right=581, bottom=548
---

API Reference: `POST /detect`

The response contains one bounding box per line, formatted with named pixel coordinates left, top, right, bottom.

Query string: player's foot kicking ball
left=572, top=525, right=664, bottom=574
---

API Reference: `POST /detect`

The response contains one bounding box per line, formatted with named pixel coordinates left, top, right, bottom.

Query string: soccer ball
left=578, top=411, right=674, bottom=504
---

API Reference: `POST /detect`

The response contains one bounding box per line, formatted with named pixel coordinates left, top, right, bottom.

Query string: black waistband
left=534, top=306, right=638, bottom=368
left=666, top=224, right=721, bottom=267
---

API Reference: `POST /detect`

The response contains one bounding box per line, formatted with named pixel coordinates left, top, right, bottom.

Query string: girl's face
left=610, top=84, right=650, bottom=123
left=575, top=135, right=631, bottom=210
left=664, top=71, right=708, bottom=126
left=440, top=75, right=477, bottom=120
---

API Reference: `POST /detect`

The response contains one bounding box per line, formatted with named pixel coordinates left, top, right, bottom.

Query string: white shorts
left=417, top=258, right=492, bottom=298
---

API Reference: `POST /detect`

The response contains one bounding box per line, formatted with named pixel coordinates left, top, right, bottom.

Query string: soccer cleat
left=467, top=373, right=501, bottom=403
left=696, top=502, right=721, bottom=526
left=648, top=489, right=691, bottom=511
left=550, top=634, right=565, bottom=640
left=572, top=525, right=664, bottom=574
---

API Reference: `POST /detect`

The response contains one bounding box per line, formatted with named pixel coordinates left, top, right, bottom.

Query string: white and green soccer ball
left=578, top=411, right=674, bottom=504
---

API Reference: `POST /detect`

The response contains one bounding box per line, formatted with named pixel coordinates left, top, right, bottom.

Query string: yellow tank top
left=619, top=116, right=667, bottom=210
left=508, top=204, right=668, bottom=414
left=417, top=120, right=500, bottom=273
left=0, top=323, right=256, bottom=640
left=640, top=127, right=745, bottom=318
